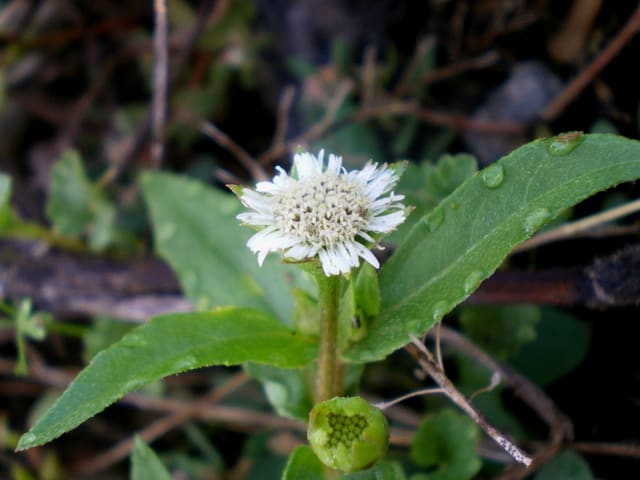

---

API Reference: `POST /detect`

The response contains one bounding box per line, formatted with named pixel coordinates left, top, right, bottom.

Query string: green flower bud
left=307, top=396, right=389, bottom=473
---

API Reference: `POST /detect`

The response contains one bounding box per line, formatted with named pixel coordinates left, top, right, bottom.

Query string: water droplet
left=481, top=164, right=505, bottom=189
left=158, top=222, right=176, bottom=242
left=424, top=209, right=444, bottom=232
left=524, top=208, right=552, bottom=234
left=408, top=318, right=422, bottom=334
left=19, top=433, right=37, bottom=448
left=432, top=301, right=450, bottom=321
left=123, top=378, right=147, bottom=393
left=547, top=131, right=584, bottom=156
left=172, top=355, right=198, bottom=372
left=122, top=333, right=147, bottom=348
left=197, top=295, right=210, bottom=310
left=464, top=270, right=485, bottom=295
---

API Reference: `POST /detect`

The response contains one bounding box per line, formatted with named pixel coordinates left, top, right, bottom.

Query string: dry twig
left=150, top=0, right=169, bottom=169
left=541, top=6, right=640, bottom=121
left=407, top=336, right=533, bottom=467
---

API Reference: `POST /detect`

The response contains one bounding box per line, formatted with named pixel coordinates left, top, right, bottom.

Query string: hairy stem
left=316, top=275, right=340, bottom=402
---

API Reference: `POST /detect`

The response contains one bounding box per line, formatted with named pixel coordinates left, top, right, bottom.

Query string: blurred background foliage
left=1, top=0, right=640, bottom=478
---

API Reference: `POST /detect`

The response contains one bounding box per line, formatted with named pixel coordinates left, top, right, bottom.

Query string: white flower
left=235, top=150, right=407, bottom=276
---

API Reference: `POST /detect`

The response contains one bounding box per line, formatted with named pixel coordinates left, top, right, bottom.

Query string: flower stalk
left=316, top=274, right=341, bottom=402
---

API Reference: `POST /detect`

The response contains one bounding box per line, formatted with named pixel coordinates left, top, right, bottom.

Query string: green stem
left=316, top=274, right=340, bottom=402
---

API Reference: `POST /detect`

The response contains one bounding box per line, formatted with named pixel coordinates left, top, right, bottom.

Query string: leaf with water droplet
left=172, top=355, right=198, bottom=371
left=346, top=134, right=640, bottom=362
left=17, top=433, right=36, bottom=449
left=524, top=208, right=552, bottom=234
left=432, top=301, right=451, bottom=322
left=121, top=333, right=147, bottom=348
left=157, top=222, right=176, bottom=242
left=547, top=131, right=585, bottom=156
left=481, top=164, right=505, bottom=189
left=424, top=208, right=444, bottom=232
left=463, top=270, right=485, bottom=295
left=16, top=308, right=316, bottom=450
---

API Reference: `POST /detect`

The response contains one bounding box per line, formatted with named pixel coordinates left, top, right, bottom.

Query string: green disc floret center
left=326, top=412, right=368, bottom=448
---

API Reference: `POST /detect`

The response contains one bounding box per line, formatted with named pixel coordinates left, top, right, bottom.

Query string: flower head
left=234, top=150, right=406, bottom=276
left=307, top=396, right=389, bottom=473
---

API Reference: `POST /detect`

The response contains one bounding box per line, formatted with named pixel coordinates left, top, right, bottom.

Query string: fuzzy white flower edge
left=234, top=150, right=407, bottom=276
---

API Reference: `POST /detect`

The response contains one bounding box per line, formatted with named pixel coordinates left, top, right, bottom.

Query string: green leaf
left=1, top=172, right=83, bottom=242
left=459, top=305, right=540, bottom=360
left=82, top=317, right=135, bottom=363
left=282, top=445, right=325, bottom=480
left=141, top=171, right=307, bottom=321
left=246, top=364, right=313, bottom=421
left=410, top=408, right=481, bottom=480
left=423, top=153, right=478, bottom=212
left=16, top=308, right=317, bottom=450
left=347, top=134, right=640, bottom=362
left=511, top=308, right=590, bottom=386
left=44, top=150, right=120, bottom=251
left=0, top=173, right=21, bottom=232
left=282, top=447, right=407, bottom=480
left=355, top=263, right=381, bottom=318
left=343, top=462, right=407, bottom=480
left=131, top=437, right=173, bottom=480
left=0, top=173, right=9, bottom=209
left=388, top=153, right=477, bottom=243
left=534, top=450, right=594, bottom=480
left=0, top=73, right=5, bottom=110
left=46, top=150, right=95, bottom=236
left=243, top=432, right=289, bottom=480
left=89, top=198, right=117, bottom=251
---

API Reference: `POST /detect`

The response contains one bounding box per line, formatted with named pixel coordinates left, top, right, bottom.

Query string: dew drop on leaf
left=463, top=270, right=485, bottom=295
left=197, top=295, right=210, bottom=310
left=424, top=208, right=444, bottom=232
left=432, top=300, right=450, bottom=321
left=547, top=131, right=584, bottom=156
left=481, top=164, right=505, bottom=189
left=121, top=333, right=147, bottom=348
left=123, top=378, right=147, bottom=393
left=172, top=355, right=198, bottom=372
left=158, top=222, right=176, bottom=242
left=19, top=433, right=37, bottom=448
left=524, top=207, right=552, bottom=234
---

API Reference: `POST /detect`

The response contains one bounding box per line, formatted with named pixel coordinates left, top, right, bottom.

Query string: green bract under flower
left=234, top=150, right=406, bottom=276
left=307, top=396, right=389, bottom=473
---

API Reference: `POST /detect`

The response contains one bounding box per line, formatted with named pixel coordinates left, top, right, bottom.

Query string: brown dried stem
left=200, top=120, right=269, bottom=181
left=431, top=326, right=574, bottom=479
left=257, top=79, right=354, bottom=167
left=541, top=6, right=640, bottom=122
left=150, top=0, right=169, bottom=169
left=71, top=371, right=250, bottom=476
left=407, top=336, right=533, bottom=467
